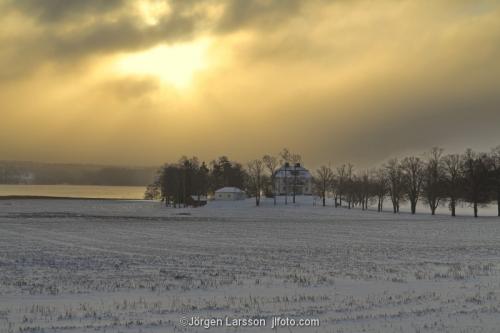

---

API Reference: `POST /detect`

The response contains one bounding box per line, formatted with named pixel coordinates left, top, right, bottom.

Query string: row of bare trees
left=147, top=146, right=499, bottom=217
left=314, top=146, right=500, bottom=217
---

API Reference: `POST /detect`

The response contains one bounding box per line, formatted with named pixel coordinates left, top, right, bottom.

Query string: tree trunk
left=450, top=197, right=456, bottom=217
left=429, top=201, right=436, bottom=215
left=474, top=201, right=478, bottom=218
left=411, top=201, right=416, bottom=214
left=497, top=191, right=500, bottom=217
left=322, top=192, right=326, bottom=207
left=273, top=183, right=276, bottom=206
left=284, top=173, right=288, bottom=205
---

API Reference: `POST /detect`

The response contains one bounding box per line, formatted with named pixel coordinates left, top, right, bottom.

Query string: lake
left=0, top=184, right=146, bottom=199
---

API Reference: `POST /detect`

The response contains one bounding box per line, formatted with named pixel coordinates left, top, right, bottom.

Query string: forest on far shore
left=0, top=161, right=156, bottom=186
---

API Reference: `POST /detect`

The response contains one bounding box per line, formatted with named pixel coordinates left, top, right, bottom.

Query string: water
left=0, top=184, right=146, bottom=199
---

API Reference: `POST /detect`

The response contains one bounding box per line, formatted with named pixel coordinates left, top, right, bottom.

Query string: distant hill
left=0, top=161, right=158, bottom=186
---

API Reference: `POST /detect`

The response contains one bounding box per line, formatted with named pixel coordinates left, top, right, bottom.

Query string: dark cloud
left=6, top=0, right=125, bottom=23
left=0, top=0, right=314, bottom=79
left=49, top=13, right=200, bottom=59
left=216, top=0, right=303, bottom=32
left=0, top=1, right=204, bottom=80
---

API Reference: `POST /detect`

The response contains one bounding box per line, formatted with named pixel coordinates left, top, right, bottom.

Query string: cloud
left=1, top=0, right=500, bottom=166
left=0, top=0, right=319, bottom=80
left=5, top=0, right=125, bottom=23
left=215, top=0, right=303, bottom=32
left=0, top=0, right=208, bottom=80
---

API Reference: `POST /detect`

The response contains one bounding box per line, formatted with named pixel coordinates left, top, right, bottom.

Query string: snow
left=1, top=197, right=500, bottom=332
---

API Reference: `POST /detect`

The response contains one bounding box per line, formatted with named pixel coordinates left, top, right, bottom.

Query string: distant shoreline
left=0, top=195, right=142, bottom=201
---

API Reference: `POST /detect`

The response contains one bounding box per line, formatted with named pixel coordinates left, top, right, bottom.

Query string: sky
left=1, top=0, right=500, bottom=169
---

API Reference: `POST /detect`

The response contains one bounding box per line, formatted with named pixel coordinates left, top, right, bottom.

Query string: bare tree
left=290, top=153, right=302, bottom=204
left=262, top=154, right=280, bottom=205
left=280, top=148, right=291, bottom=163
left=422, top=147, right=445, bottom=215
left=385, top=158, right=404, bottom=213
left=144, top=182, right=161, bottom=200
left=247, top=159, right=266, bottom=206
left=359, top=170, right=372, bottom=211
left=462, top=149, right=491, bottom=217
left=346, top=163, right=354, bottom=209
left=443, top=154, right=462, bottom=217
left=315, top=165, right=334, bottom=207
left=374, top=168, right=388, bottom=212
left=335, top=164, right=347, bottom=207
left=279, top=149, right=291, bottom=205
left=401, top=156, right=425, bottom=214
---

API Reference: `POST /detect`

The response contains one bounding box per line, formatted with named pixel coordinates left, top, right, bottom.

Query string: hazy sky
left=1, top=0, right=499, bottom=168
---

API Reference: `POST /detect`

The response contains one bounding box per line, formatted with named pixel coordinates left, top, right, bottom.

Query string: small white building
left=274, top=163, right=313, bottom=195
left=214, top=187, right=246, bottom=200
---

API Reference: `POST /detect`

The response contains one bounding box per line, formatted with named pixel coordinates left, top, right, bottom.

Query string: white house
left=214, top=187, right=246, bottom=200
left=274, top=163, right=313, bottom=195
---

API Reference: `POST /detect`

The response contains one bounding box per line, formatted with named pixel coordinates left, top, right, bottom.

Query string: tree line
left=145, top=149, right=302, bottom=207
left=145, top=146, right=500, bottom=217
left=313, top=147, right=500, bottom=217
left=145, top=156, right=246, bottom=207
left=0, top=161, right=157, bottom=186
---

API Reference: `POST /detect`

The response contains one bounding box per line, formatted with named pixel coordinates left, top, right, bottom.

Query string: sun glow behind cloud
left=137, top=0, right=171, bottom=26
left=1, top=0, right=500, bottom=166
left=114, top=38, right=212, bottom=89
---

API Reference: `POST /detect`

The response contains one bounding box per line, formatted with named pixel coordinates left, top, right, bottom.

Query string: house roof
left=215, top=187, right=245, bottom=193
left=275, top=165, right=312, bottom=179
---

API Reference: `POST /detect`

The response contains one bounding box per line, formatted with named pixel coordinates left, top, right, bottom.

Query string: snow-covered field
left=1, top=197, right=500, bottom=332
